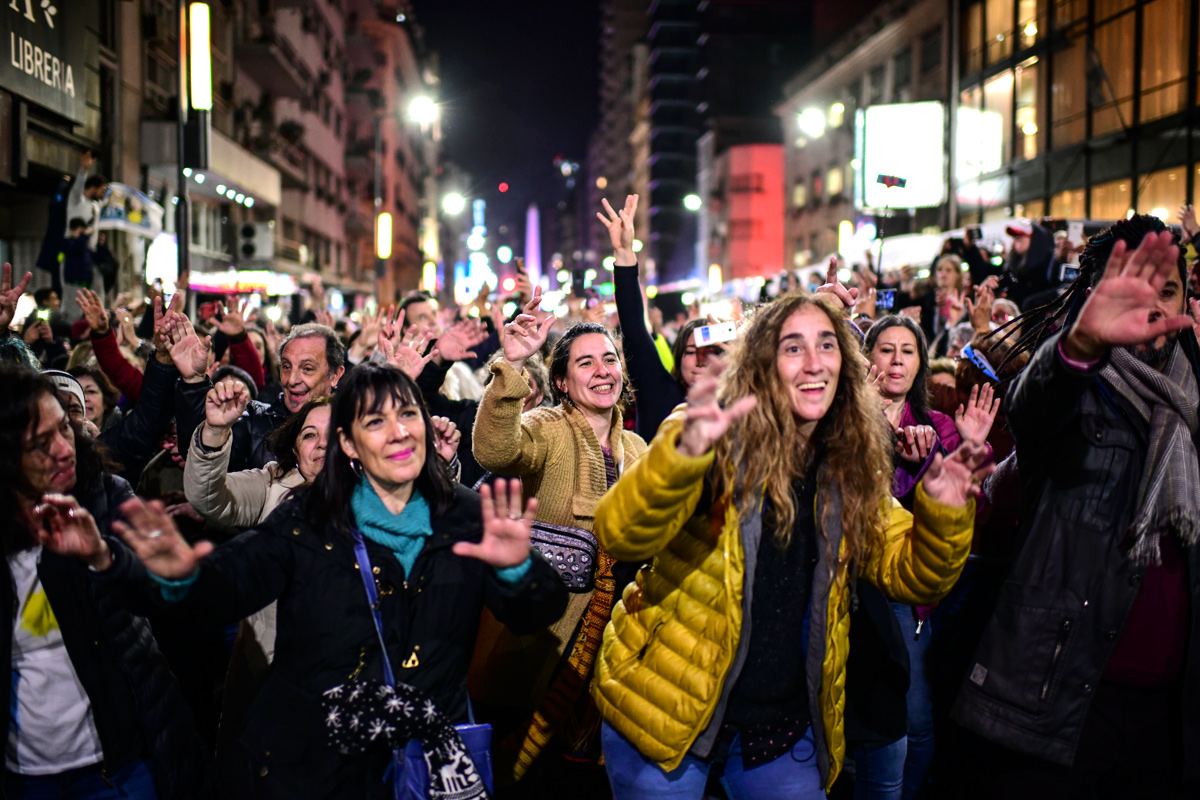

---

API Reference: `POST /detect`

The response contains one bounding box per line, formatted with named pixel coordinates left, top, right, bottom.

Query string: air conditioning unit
left=238, top=221, right=275, bottom=263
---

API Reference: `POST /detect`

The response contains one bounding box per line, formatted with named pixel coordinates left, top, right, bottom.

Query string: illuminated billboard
left=857, top=102, right=947, bottom=209
left=956, top=106, right=1004, bottom=180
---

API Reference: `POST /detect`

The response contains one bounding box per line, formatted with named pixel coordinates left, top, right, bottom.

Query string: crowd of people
left=0, top=184, right=1196, bottom=800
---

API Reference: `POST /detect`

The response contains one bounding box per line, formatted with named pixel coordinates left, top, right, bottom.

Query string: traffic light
left=238, top=222, right=274, bottom=263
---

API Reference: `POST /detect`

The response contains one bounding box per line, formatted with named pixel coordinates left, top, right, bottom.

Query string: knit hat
left=42, top=369, right=85, bottom=412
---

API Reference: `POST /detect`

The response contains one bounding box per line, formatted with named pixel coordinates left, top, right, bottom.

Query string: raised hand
left=75, top=287, right=110, bottom=335
left=22, top=319, right=48, bottom=345
left=1064, top=231, right=1192, bottom=362
left=217, top=296, right=248, bottom=337
left=816, top=257, right=859, bottom=312
left=954, top=383, right=1000, bottom=446
left=920, top=441, right=995, bottom=507
left=1188, top=297, right=1200, bottom=342
left=899, top=305, right=923, bottom=325
left=34, top=493, right=111, bottom=571
left=513, top=258, right=534, bottom=302
left=350, top=305, right=389, bottom=362
left=500, top=287, right=555, bottom=371
left=895, top=425, right=937, bottom=463
left=379, top=321, right=438, bottom=379
left=114, top=497, right=214, bottom=580
left=597, top=194, right=639, bottom=264
left=452, top=478, right=536, bottom=569
left=204, top=376, right=251, bottom=430
left=163, top=313, right=212, bottom=382
left=152, top=293, right=184, bottom=365
left=436, top=318, right=487, bottom=363
left=939, top=288, right=966, bottom=323
left=1180, top=204, right=1199, bottom=242
left=430, top=416, right=462, bottom=464
left=965, top=284, right=995, bottom=334
left=676, top=359, right=757, bottom=458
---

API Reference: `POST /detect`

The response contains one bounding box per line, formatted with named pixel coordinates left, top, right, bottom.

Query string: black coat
left=953, top=333, right=1200, bottom=780
left=1, top=474, right=213, bottom=799
left=99, top=484, right=568, bottom=799
left=614, top=264, right=685, bottom=441
left=415, top=360, right=486, bottom=489
left=98, top=357, right=179, bottom=485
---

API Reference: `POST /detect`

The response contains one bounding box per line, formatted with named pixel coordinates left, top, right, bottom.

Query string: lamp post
left=176, top=0, right=212, bottom=283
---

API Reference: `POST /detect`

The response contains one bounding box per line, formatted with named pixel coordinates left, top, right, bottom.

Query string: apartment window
left=1050, top=33, right=1087, bottom=147
left=920, top=26, right=943, bottom=74
left=1090, top=177, right=1132, bottom=220
left=1049, top=188, right=1086, bottom=217
left=1015, top=58, right=1041, bottom=160
left=1092, top=14, right=1135, bottom=137
left=810, top=169, right=824, bottom=199
left=1095, top=0, right=1133, bottom=21
left=731, top=173, right=765, bottom=193
left=985, top=0, right=1015, bottom=64
left=827, top=166, right=844, bottom=197
left=793, top=180, right=808, bottom=209
left=866, top=65, right=886, bottom=105
left=1054, top=0, right=1086, bottom=25
left=963, top=3, right=983, bottom=74
left=730, top=220, right=760, bottom=240
left=983, top=71, right=1014, bottom=165
left=1140, top=166, right=1185, bottom=215
left=1014, top=199, right=1045, bottom=218
left=1141, top=0, right=1189, bottom=123
left=894, top=48, right=913, bottom=102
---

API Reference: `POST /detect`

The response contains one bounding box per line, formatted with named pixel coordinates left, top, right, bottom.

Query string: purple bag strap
left=350, top=529, right=396, bottom=686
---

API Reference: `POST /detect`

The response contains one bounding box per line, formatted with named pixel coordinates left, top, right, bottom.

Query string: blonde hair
left=711, top=292, right=893, bottom=566
left=935, top=254, right=965, bottom=292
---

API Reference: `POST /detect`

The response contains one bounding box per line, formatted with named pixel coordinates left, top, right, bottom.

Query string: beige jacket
left=183, top=426, right=306, bottom=660
left=469, top=360, right=647, bottom=707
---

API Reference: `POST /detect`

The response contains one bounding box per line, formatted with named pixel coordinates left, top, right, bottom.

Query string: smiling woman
left=470, top=296, right=648, bottom=789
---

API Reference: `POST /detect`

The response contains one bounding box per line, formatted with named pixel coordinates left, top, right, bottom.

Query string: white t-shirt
left=6, top=547, right=103, bottom=775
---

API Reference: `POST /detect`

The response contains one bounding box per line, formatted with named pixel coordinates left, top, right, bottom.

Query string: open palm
left=921, top=442, right=994, bottom=507
left=677, top=359, right=757, bottom=458
left=114, top=497, right=214, bottom=580
left=165, top=316, right=212, bottom=380
left=954, top=383, right=1000, bottom=446
left=500, top=287, right=555, bottom=369
left=1067, top=231, right=1192, bottom=359
left=452, top=478, right=536, bottom=569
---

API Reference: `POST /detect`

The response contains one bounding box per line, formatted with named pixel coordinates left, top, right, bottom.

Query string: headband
left=961, top=344, right=998, bottom=381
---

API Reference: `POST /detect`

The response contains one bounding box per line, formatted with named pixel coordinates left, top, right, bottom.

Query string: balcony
left=253, top=129, right=309, bottom=190
left=236, top=19, right=310, bottom=99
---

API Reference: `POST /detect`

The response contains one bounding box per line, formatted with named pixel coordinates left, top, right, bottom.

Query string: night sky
left=411, top=0, right=601, bottom=240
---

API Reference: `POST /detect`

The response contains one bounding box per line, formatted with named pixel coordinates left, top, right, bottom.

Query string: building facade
left=776, top=0, right=951, bottom=272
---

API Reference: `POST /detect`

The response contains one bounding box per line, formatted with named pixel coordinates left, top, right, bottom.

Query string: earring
left=349, top=458, right=363, bottom=477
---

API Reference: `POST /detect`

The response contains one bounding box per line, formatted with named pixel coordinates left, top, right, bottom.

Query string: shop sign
left=2, top=0, right=88, bottom=123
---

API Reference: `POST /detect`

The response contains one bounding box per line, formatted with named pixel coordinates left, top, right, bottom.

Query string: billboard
left=2, top=0, right=93, bottom=123
left=857, top=102, right=947, bottom=209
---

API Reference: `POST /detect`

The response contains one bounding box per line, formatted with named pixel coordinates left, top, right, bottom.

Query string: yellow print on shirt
left=21, top=587, right=59, bottom=638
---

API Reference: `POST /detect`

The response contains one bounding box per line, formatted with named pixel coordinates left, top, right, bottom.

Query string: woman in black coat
left=51, top=363, right=568, bottom=799
left=0, top=365, right=211, bottom=799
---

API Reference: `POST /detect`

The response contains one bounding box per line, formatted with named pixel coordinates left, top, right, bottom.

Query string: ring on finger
left=145, top=529, right=164, bottom=539
left=507, top=513, right=522, bottom=521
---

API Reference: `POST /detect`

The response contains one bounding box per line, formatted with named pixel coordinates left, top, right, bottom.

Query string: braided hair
left=992, top=214, right=1185, bottom=370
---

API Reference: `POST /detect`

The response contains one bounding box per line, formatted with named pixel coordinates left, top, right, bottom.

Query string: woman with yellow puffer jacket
left=591, top=292, right=991, bottom=799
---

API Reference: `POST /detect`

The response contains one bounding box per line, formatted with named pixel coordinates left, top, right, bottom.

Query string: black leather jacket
left=953, top=333, right=1200, bottom=780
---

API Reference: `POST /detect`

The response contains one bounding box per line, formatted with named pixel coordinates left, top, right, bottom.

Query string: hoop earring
left=349, top=458, right=363, bottom=477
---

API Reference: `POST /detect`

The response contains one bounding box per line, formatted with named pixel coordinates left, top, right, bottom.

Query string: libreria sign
left=2, top=0, right=87, bottom=123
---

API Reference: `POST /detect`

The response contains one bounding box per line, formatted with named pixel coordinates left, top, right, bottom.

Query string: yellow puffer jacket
left=591, top=412, right=974, bottom=789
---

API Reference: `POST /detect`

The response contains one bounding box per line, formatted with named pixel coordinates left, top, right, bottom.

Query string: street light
left=188, top=2, right=212, bottom=110
left=683, top=194, right=702, bottom=211
left=376, top=212, right=393, bottom=259
left=443, top=193, right=466, bottom=215
left=409, top=96, right=438, bottom=126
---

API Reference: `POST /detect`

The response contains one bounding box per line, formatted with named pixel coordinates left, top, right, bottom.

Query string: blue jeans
left=892, top=602, right=934, bottom=800
left=852, top=737, right=905, bottom=800
left=601, top=721, right=825, bottom=799
left=3, top=758, right=157, bottom=800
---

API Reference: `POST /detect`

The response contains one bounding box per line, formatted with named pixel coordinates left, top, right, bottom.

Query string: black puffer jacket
left=99, top=484, right=568, bottom=799
left=1, top=474, right=213, bottom=799
left=175, top=376, right=288, bottom=471
left=953, top=333, right=1200, bottom=780
left=98, top=357, right=179, bottom=485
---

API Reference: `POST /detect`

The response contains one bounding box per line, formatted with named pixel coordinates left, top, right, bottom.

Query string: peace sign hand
left=452, top=478, right=536, bottom=569
left=676, top=358, right=757, bottom=458
left=500, top=287, right=555, bottom=371
left=597, top=195, right=639, bottom=264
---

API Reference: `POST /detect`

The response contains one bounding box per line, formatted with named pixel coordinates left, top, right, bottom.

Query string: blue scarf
left=350, top=477, right=433, bottom=576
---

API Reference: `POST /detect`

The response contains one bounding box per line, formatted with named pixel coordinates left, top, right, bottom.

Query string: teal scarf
left=350, top=477, right=433, bottom=576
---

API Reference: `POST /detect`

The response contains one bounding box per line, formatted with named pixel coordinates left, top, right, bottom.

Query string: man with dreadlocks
left=951, top=215, right=1199, bottom=798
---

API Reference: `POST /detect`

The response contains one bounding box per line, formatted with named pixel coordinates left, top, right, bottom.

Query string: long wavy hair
left=711, top=293, right=893, bottom=567
left=307, top=363, right=455, bottom=542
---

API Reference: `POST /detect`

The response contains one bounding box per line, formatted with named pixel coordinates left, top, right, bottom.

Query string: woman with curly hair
left=590, top=292, right=991, bottom=798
